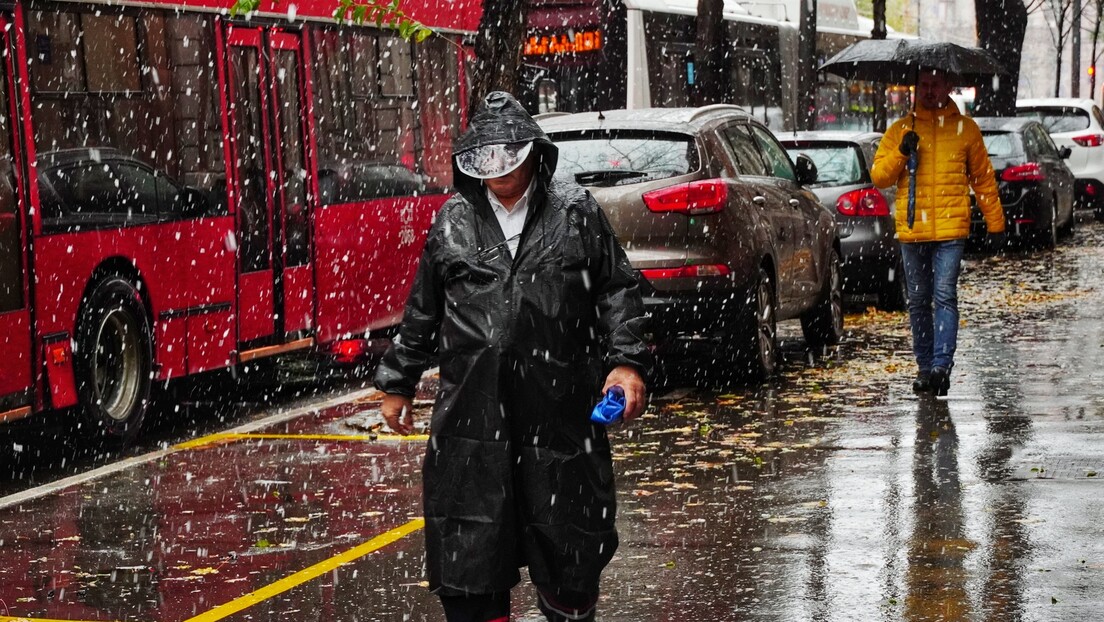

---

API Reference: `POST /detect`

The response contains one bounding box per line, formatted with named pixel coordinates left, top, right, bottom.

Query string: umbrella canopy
left=820, top=38, right=1005, bottom=86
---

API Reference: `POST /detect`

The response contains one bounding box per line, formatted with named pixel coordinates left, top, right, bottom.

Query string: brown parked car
left=538, top=105, right=843, bottom=379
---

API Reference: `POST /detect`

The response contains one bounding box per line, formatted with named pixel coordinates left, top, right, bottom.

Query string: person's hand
left=381, top=393, right=415, bottom=435
left=602, top=365, right=646, bottom=422
left=899, top=131, right=920, bottom=157
left=986, top=230, right=1007, bottom=251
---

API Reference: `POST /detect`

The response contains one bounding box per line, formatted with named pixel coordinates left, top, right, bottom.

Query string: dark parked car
left=972, top=117, right=1076, bottom=249
left=778, top=131, right=905, bottom=310
left=538, top=105, right=843, bottom=379
left=317, top=160, right=426, bottom=205
left=36, top=148, right=218, bottom=233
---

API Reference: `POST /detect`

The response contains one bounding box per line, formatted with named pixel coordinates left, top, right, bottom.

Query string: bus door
left=0, top=14, right=31, bottom=419
left=225, top=27, right=315, bottom=347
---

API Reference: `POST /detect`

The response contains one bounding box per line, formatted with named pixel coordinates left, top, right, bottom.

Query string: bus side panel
left=157, top=318, right=188, bottom=378
left=313, top=195, right=444, bottom=343
left=33, top=230, right=163, bottom=409
left=283, top=264, right=313, bottom=334
left=238, top=271, right=274, bottom=343
left=0, top=311, right=30, bottom=398
left=183, top=216, right=236, bottom=375
left=188, top=310, right=234, bottom=374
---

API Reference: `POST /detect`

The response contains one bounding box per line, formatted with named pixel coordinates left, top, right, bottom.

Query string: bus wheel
left=75, top=276, right=153, bottom=444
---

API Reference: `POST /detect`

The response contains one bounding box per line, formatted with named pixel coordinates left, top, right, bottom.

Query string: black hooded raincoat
left=374, top=92, right=652, bottom=596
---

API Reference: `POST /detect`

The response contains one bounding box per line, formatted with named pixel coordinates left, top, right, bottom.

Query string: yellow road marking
left=173, top=431, right=428, bottom=451
left=0, top=519, right=425, bottom=622
left=184, top=518, right=424, bottom=622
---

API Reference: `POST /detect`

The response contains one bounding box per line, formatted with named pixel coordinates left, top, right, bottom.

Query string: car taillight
left=640, top=264, right=731, bottom=280
left=642, top=179, right=728, bottom=215
left=1001, top=162, right=1044, bottom=182
left=836, top=187, right=889, bottom=217
left=1071, top=133, right=1104, bottom=147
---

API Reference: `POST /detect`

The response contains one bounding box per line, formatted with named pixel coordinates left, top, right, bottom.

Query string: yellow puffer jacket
left=871, top=103, right=1004, bottom=243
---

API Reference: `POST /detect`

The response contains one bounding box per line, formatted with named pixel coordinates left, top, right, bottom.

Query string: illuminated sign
left=524, top=30, right=603, bottom=56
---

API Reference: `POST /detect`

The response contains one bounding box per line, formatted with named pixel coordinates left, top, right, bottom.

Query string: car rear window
left=1016, top=106, right=1090, bottom=132
left=782, top=143, right=864, bottom=186
left=981, top=131, right=1022, bottom=158
left=549, top=131, right=699, bottom=187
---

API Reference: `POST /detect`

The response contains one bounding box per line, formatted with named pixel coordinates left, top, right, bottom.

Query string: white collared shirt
left=486, top=178, right=535, bottom=258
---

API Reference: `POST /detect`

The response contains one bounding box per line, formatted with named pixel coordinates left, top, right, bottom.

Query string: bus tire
left=75, top=276, right=153, bottom=444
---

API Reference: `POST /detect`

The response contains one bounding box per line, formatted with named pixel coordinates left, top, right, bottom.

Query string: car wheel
left=1038, top=201, right=1058, bottom=249
left=877, top=257, right=908, bottom=311
left=801, top=249, right=844, bottom=349
left=75, top=276, right=153, bottom=445
left=1059, top=194, right=1076, bottom=237
left=736, top=267, right=778, bottom=381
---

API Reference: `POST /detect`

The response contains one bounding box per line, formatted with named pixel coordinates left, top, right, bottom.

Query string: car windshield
left=1016, top=107, right=1090, bottom=132
left=550, top=131, right=699, bottom=187
left=783, top=144, right=863, bottom=186
left=981, top=131, right=1021, bottom=158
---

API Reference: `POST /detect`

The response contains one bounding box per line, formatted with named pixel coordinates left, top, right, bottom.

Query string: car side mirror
left=1059, top=146, right=1073, bottom=159
left=794, top=154, right=818, bottom=185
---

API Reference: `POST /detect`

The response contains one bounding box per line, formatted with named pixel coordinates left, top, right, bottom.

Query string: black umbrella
left=819, top=38, right=1005, bottom=87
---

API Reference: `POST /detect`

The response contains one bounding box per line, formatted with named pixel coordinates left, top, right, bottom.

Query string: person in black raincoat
left=374, top=92, right=652, bottom=622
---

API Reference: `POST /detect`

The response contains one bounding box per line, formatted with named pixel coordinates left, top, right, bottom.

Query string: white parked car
left=1016, top=97, right=1104, bottom=220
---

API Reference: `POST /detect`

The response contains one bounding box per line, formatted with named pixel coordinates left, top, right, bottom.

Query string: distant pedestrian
left=374, top=91, right=652, bottom=622
left=870, top=69, right=1005, bottom=396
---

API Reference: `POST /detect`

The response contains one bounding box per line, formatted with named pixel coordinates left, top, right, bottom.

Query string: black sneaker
left=930, top=367, right=950, bottom=397
left=913, top=370, right=932, bottom=393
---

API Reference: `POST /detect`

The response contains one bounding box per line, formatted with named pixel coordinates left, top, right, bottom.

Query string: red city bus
left=0, top=0, right=480, bottom=441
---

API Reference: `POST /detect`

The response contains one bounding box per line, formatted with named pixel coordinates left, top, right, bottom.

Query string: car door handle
left=789, top=199, right=801, bottom=207
left=753, top=195, right=767, bottom=205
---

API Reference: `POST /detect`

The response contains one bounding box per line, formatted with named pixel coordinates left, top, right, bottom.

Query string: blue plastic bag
left=590, top=386, right=626, bottom=425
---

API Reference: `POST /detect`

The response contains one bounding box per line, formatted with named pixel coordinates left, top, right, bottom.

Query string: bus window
left=311, top=29, right=433, bottom=204
left=0, top=49, right=17, bottom=313
left=273, top=48, right=309, bottom=268
left=416, top=36, right=459, bottom=190
left=228, top=45, right=270, bottom=274
left=25, top=11, right=226, bottom=207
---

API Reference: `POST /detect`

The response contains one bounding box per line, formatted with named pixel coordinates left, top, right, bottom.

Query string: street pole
left=1073, top=0, right=1082, bottom=98
left=798, top=0, right=817, bottom=130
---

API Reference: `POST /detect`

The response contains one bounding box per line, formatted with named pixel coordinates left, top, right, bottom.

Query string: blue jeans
left=900, top=240, right=966, bottom=373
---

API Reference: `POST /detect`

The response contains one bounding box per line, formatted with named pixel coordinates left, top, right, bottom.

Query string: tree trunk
left=974, top=0, right=1028, bottom=116
left=693, top=0, right=728, bottom=106
left=1055, top=46, right=1066, bottom=96
left=470, top=0, right=528, bottom=111
left=694, top=0, right=727, bottom=105
left=872, top=0, right=888, bottom=132
left=1053, top=2, right=1070, bottom=97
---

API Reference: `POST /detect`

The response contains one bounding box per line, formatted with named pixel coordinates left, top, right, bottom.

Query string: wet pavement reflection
left=2, top=219, right=1103, bottom=621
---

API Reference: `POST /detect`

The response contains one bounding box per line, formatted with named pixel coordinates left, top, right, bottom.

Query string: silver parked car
left=778, top=131, right=905, bottom=310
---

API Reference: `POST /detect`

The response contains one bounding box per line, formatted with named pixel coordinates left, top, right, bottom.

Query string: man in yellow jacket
left=871, top=69, right=1005, bottom=397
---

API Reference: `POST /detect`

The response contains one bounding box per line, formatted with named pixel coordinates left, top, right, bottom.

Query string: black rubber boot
left=930, top=367, right=950, bottom=397
left=913, top=370, right=932, bottom=393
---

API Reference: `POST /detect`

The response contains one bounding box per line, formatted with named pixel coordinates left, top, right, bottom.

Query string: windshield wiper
left=573, top=169, right=648, bottom=186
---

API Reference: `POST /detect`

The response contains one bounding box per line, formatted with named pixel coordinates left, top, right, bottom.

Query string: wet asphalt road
left=1, top=217, right=1103, bottom=621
